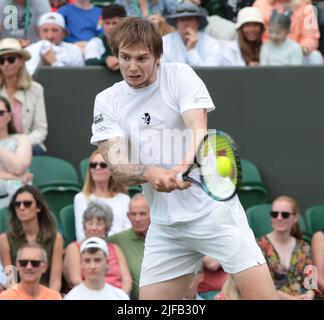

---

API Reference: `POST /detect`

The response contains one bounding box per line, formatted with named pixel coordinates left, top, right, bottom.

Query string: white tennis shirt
left=91, top=62, right=222, bottom=224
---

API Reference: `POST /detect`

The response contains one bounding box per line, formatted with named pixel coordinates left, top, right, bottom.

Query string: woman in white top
left=0, top=96, right=32, bottom=209
left=74, top=149, right=131, bottom=241
left=220, top=7, right=264, bottom=67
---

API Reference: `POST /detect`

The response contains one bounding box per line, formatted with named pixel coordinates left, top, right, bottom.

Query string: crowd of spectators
left=0, top=0, right=323, bottom=300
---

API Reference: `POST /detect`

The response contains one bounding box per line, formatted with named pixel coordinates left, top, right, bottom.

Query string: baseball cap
left=80, top=237, right=109, bottom=256
left=38, top=12, right=66, bottom=29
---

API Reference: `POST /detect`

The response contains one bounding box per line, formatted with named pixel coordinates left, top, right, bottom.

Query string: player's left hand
left=171, top=162, right=191, bottom=190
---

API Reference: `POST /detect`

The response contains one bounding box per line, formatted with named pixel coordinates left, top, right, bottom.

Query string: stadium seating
left=79, top=157, right=89, bottom=183
left=0, top=207, right=9, bottom=234
left=238, top=159, right=269, bottom=210
left=304, top=205, right=324, bottom=235
left=246, top=204, right=272, bottom=238
left=59, top=205, right=76, bottom=248
left=29, top=156, right=82, bottom=189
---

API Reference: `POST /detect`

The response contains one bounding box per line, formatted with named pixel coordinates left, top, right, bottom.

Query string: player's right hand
left=144, top=166, right=179, bottom=193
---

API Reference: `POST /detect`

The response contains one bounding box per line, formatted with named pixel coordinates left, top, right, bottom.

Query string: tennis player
left=91, top=17, right=278, bottom=300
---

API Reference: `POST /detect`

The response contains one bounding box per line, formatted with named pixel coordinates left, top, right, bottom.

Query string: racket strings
left=197, top=133, right=237, bottom=198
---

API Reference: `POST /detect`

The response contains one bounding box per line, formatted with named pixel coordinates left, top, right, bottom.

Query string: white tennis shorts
left=139, top=196, right=266, bottom=287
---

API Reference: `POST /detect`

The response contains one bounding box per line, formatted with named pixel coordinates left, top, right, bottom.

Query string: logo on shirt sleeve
left=192, top=96, right=209, bottom=104
left=94, top=114, right=104, bottom=125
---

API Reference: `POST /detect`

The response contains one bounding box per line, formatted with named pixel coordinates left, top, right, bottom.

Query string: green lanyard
left=24, top=0, right=31, bottom=38
left=133, top=0, right=152, bottom=17
left=11, top=0, right=31, bottom=37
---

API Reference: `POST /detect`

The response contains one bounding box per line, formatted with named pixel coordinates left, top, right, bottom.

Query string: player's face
left=127, top=199, right=150, bottom=236
left=103, top=17, right=123, bottom=39
left=242, top=22, right=262, bottom=42
left=81, top=250, right=108, bottom=282
left=269, top=25, right=288, bottom=46
left=118, top=45, right=160, bottom=89
left=271, top=199, right=298, bottom=233
left=38, top=23, right=65, bottom=45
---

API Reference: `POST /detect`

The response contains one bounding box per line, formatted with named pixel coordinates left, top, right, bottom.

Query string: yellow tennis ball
left=217, top=156, right=232, bottom=177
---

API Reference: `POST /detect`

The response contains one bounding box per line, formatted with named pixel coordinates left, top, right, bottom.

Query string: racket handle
left=176, top=173, right=184, bottom=181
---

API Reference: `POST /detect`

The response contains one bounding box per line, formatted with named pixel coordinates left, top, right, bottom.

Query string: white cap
left=38, top=12, right=66, bottom=29
left=236, top=7, right=264, bottom=30
left=80, top=237, right=109, bottom=256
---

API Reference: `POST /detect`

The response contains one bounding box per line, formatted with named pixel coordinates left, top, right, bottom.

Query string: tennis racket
left=177, top=130, right=241, bottom=201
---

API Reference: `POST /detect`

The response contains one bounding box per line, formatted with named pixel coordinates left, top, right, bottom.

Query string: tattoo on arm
left=98, top=138, right=147, bottom=186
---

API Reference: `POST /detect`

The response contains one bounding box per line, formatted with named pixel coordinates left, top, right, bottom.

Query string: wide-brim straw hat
left=236, top=7, right=264, bottom=30
left=0, top=38, right=31, bottom=61
left=166, top=2, right=209, bottom=30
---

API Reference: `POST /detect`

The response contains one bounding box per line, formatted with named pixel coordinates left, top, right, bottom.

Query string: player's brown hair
left=109, top=17, right=163, bottom=59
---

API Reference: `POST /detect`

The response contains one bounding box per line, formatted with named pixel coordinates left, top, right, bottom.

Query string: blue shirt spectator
left=115, top=0, right=177, bottom=17
left=59, top=3, right=102, bottom=43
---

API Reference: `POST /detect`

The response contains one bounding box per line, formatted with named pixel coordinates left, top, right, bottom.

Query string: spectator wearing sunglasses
left=257, top=196, right=315, bottom=300
left=63, top=201, right=132, bottom=294
left=0, top=96, right=32, bottom=209
left=0, top=38, right=48, bottom=156
left=0, top=185, right=63, bottom=292
left=64, top=237, right=129, bottom=300
left=0, top=242, right=62, bottom=300
left=74, top=149, right=131, bottom=241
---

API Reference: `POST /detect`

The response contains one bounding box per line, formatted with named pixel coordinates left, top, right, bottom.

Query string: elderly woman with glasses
left=64, top=201, right=132, bottom=295
left=0, top=38, right=48, bottom=155
left=257, top=196, right=315, bottom=300
left=74, top=149, right=131, bottom=241
left=0, top=185, right=63, bottom=292
left=0, top=96, right=32, bottom=209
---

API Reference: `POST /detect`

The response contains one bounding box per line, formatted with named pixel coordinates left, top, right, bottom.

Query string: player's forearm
left=111, top=164, right=148, bottom=186
left=98, top=139, right=148, bottom=186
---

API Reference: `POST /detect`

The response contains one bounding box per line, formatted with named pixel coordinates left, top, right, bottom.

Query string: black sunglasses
left=18, top=260, right=42, bottom=268
left=14, top=200, right=33, bottom=209
left=0, top=55, right=18, bottom=65
left=270, top=211, right=292, bottom=219
left=89, top=162, right=108, bottom=169
left=0, top=110, right=9, bottom=116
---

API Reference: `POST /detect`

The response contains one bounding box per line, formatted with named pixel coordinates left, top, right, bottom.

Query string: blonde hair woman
left=0, top=38, right=48, bottom=155
left=257, top=196, right=315, bottom=300
left=74, top=150, right=131, bottom=241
